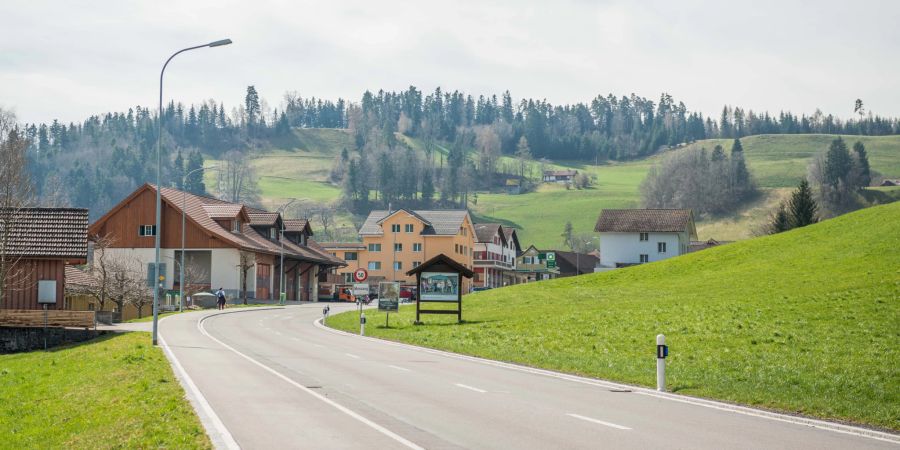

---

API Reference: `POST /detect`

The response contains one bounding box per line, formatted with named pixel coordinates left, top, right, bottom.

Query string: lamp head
left=208, top=39, right=233, bottom=47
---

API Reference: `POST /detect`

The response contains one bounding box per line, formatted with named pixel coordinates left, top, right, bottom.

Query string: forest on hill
left=10, top=85, right=900, bottom=218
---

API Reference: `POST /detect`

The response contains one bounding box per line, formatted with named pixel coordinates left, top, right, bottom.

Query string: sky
left=1, top=0, right=898, bottom=125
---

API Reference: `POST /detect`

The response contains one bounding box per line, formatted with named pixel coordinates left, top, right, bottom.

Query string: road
left=159, top=305, right=898, bottom=449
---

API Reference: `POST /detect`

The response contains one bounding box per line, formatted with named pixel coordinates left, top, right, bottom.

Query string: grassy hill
left=328, top=202, right=900, bottom=430
left=211, top=130, right=900, bottom=247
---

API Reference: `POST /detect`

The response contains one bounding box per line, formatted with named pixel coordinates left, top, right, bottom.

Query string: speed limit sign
left=353, top=268, right=368, bottom=282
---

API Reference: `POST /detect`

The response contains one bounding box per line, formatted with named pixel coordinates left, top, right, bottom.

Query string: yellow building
left=324, top=209, right=476, bottom=292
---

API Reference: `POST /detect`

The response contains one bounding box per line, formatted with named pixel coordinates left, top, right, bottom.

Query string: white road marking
left=199, top=314, right=423, bottom=450
left=345, top=353, right=361, bottom=359
left=567, top=413, right=631, bottom=430
left=455, top=383, right=487, bottom=393
left=313, top=318, right=899, bottom=444
left=388, top=365, right=411, bottom=372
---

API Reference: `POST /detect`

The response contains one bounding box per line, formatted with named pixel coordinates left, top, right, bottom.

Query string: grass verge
left=328, top=202, right=900, bottom=430
left=0, top=332, right=211, bottom=448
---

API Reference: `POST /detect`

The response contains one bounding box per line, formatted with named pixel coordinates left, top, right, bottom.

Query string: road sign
left=378, top=282, right=400, bottom=312
left=353, top=268, right=368, bottom=282
left=352, top=283, right=370, bottom=296
left=546, top=252, right=556, bottom=268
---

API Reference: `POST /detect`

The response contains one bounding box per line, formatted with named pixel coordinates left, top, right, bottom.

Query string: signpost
left=378, top=282, right=400, bottom=327
left=353, top=268, right=368, bottom=283
left=406, top=254, right=474, bottom=324
left=546, top=252, right=557, bottom=268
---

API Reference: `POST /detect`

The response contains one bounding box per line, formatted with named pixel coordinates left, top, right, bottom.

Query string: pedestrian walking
left=215, top=287, right=226, bottom=310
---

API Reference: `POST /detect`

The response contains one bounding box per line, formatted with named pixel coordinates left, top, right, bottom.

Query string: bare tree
left=237, top=251, right=256, bottom=305
left=80, top=234, right=118, bottom=312
left=0, top=108, right=35, bottom=306
left=217, top=150, right=260, bottom=205
left=179, top=256, right=211, bottom=300
left=316, top=208, right=336, bottom=242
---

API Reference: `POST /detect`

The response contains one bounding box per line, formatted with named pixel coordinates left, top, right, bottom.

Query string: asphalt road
left=160, top=305, right=899, bottom=449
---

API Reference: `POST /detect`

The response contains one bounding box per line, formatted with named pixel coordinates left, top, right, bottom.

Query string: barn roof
left=0, top=208, right=88, bottom=259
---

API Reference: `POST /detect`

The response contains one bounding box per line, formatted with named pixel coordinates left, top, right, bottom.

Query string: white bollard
left=656, top=334, right=667, bottom=392
left=360, top=313, right=366, bottom=336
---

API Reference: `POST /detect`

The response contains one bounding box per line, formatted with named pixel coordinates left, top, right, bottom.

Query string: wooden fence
left=0, top=309, right=96, bottom=329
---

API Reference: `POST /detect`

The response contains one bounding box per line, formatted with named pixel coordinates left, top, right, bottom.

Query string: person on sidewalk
left=215, top=288, right=226, bottom=310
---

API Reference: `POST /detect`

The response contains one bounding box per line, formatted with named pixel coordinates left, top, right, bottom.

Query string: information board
left=419, top=272, right=460, bottom=301
left=378, top=282, right=400, bottom=311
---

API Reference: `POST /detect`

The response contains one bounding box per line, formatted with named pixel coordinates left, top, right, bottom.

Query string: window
left=455, top=244, right=459, bottom=253
left=412, top=261, right=421, bottom=268
left=139, top=225, right=157, bottom=236
left=269, top=228, right=277, bottom=239
left=232, top=220, right=241, bottom=233
left=639, top=233, right=649, bottom=241
left=368, top=243, right=381, bottom=252
left=657, top=242, right=667, bottom=253
left=394, top=243, right=403, bottom=252
left=344, top=252, right=358, bottom=261
left=640, top=254, right=649, bottom=263
left=412, top=243, right=422, bottom=252
left=523, top=256, right=534, bottom=264
left=393, top=261, right=402, bottom=270
left=405, top=224, right=414, bottom=233
left=391, top=224, right=400, bottom=233
left=368, top=261, right=381, bottom=270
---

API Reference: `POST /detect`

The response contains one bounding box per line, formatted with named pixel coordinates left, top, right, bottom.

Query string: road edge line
left=313, top=317, right=900, bottom=444
left=199, top=310, right=424, bottom=450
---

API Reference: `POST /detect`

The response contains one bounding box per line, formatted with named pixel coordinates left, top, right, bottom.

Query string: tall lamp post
left=276, top=199, right=297, bottom=306
left=153, top=38, right=232, bottom=346
left=178, top=165, right=218, bottom=313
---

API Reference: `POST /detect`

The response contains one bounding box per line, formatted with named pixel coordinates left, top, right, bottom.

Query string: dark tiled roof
left=202, top=204, right=244, bottom=219
left=360, top=209, right=469, bottom=236
left=65, top=265, right=98, bottom=289
left=595, top=209, right=694, bottom=233
left=473, top=223, right=504, bottom=243
left=1, top=208, right=88, bottom=259
left=248, top=212, right=279, bottom=226
left=688, top=239, right=732, bottom=253
left=283, top=219, right=310, bottom=233
left=554, top=250, right=599, bottom=275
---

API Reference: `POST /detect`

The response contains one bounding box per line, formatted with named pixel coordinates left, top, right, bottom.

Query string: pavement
left=158, top=304, right=900, bottom=450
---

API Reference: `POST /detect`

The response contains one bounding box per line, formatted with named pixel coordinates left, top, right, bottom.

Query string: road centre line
left=388, top=365, right=411, bottom=372
left=199, top=313, right=423, bottom=450
left=345, top=353, right=361, bottom=359
left=567, top=413, right=632, bottom=430
left=455, top=383, right=487, bottom=393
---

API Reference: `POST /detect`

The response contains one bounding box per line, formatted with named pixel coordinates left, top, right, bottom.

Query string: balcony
left=473, top=259, right=513, bottom=270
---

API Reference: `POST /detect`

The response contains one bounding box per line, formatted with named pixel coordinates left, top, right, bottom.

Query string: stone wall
left=0, top=327, right=105, bottom=353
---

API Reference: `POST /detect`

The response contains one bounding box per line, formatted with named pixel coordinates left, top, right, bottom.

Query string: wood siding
left=2, top=259, right=66, bottom=310
left=92, top=188, right=231, bottom=249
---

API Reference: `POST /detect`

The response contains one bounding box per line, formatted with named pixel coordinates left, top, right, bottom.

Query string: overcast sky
left=1, top=0, right=898, bottom=124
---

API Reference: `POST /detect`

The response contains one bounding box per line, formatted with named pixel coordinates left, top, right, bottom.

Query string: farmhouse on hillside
left=594, top=209, right=697, bottom=269
left=0, top=208, right=88, bottom=310
left=542, top=169, right=578, bottom=183
left=515, top=245, right=560, bottom=281
left=88, top=184, right=345, bottom=303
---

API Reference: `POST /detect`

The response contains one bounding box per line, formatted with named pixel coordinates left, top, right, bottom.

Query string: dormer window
left=232, top=220, right=241, bottom=233
left=270, top=228, right=277, bottom=239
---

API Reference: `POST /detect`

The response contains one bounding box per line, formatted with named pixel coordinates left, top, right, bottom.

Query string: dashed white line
left=388, top=365, right=411, bottom=372
left=455, top=383, right=487, bottom=393
left=345, top=353, right=361, bottom=359
left=567, top=413, right=631, bottom=430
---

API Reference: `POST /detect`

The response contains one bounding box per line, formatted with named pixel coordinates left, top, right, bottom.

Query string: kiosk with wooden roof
left=406, top=253, right=474, bottom=324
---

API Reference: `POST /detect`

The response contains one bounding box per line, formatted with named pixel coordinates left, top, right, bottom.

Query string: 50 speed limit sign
left=353, top=268, right=368, bottom=282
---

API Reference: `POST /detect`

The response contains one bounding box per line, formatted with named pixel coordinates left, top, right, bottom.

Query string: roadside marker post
left=656, top=334, right=668, bottom=392
left=360, top=313, right=366, bottom=336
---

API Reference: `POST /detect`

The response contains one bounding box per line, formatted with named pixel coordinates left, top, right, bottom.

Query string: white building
left=594, top=209, right=697, bottom=269
left=472, top=223, right=521, bottom=288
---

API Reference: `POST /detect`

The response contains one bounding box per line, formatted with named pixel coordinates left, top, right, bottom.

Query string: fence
left=0, top=309, right=96, bottom=329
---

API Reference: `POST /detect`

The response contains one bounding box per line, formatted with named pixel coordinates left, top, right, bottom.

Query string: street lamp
left=153, top=38, right=232, bottom=346
left=178, top=165, right=218, bottom=313
left=276, top=199, right=297, bottom=306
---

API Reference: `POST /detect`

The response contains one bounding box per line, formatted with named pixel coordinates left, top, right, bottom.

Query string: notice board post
left=406, top=253, right=474, bottom=324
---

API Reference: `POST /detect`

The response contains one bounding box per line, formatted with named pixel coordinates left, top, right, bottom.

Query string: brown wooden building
left=88, top=184, right=345, bottom=302
left=0, top=208, right=89, bottom=310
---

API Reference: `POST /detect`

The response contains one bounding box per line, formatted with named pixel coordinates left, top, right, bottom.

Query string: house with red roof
left=88, top=184, right=345, bottom=302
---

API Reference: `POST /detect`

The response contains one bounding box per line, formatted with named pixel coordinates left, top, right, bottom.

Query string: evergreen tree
left=824, top=137, right=852, bottom=188
left=788, top=179, right=818, bottom=228
left=710, top=144, right=726, bottom=161
left=767, top=203, right=791, bottom=234
left=173, top=150, right=185, bottom=188
left=185, top=150, right=206, bottom=194
left=561, top=221, right=575, bottom=250
left=421, top=167, right=435, bottom=207
left=851, top=141, right=871, bottom=188
left=730, top=138, right=751, bottom=200
left=245, top=86, right=261, bottom=134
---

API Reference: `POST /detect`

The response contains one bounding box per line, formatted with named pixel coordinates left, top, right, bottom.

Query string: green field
left=328, top=202, right=900, bottom=430
left=229, top=130, right=900, bottom=247
left=0, top=332, right=210, bottom=448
